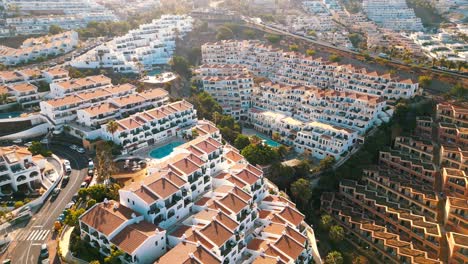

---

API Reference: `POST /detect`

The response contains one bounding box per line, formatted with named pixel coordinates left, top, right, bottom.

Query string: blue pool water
left=149, top=141, right=184, bottom=159
left=0, top=112, right=21, bottom=119
left=147, top=69, right=162, bottom=76
left=255, top=133, right=281, bottom=148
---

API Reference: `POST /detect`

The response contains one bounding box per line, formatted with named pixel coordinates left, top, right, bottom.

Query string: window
left=155, top=241, right=158, bottom=246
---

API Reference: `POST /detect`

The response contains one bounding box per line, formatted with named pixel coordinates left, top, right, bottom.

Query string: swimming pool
left=0, top=112, right=21, bottom=119
left=149, top=141, right=184, bottom=159
left=147, top=69, right=162, bottom=76
left=254, top=133, right=281, bottom=148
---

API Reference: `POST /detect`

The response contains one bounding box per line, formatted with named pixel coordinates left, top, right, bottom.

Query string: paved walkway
left=58, top=226, right=87, bottom=264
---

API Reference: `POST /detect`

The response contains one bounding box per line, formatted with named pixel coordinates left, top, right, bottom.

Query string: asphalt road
left=1, top=144, right=88, bottom=264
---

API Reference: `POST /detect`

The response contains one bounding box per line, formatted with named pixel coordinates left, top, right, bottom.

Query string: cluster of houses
left=37, top=74, right=199, bottom=154
left=70, top=15, right=194, bottom=73
left=0, top=67, right=69, bottom=108
left=78, top=121, right=321, bottom=264
left=321, top=102, right=468, bottom=264
left=0, top=0, right=116, bottom=36
left=0, top=31, right=79, bottom=65
left=197, top=40, right=417, bottom=159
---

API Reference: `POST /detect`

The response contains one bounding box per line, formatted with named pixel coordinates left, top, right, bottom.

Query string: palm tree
left=250, top=135, right=262, bottom=145
left=107, top=120, right=119, bottom=141
left=0, top=93, right=9, bottom=105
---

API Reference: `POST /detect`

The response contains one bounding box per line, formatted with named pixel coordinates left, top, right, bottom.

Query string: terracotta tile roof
left=278, top=206, right=304, bottom=227
left=235, top=169, right=260, bottom=185
left=44, top=94, right=83, bottom=108
left=110, top=221, right=160, bottom=254
left=170, top=158, right=200, bottom=175
left=156, top=241, right=221, bottom=264
left=217, top=193, right=248, bottom=214
left=139, top=88, right=168, bottom=100
left=146, top=178, right=180, bottom=199
left=9, top=82, right=37, bottom=93
left=44, top=67, right=68, bottom=77
left=105, top=83, right=135, bottom=95
left=273, top=234, right=305, bottom=261
left=198, top=220, right=233, bottom=247
left=252, top=255, right=287, bottom=264
left=117, top=117, right=143, bottom=131
left=80, top=201, right=136, bottom=236
left=225, top=150, right=244, bottom=163
left=80, top=103, right=118, bottom=117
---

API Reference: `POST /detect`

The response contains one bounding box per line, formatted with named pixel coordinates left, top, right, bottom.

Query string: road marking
left=22, top=229, right=50, bottom=241
left=32, top=225, right=43, bottom=228
left=31, top=243, right=43, bottom=246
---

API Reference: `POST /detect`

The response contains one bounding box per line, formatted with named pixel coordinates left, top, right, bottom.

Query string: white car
left=69, top=145, right=78, bottom=151
left=24, top=142, right=33, bottom=147
left=40, top=138, right=48, bottom=144
left=12, top=139, right=22, bottom=144
left=76, top=147, right=85, bottom=154
left=64, top=165, right=72, bottom=174
left=63, top=160, right=70, bottom=166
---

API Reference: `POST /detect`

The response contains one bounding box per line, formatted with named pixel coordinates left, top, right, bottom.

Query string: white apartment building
left=295, top=121, right=358, bottom=159
left=101, top=101, right=196, bottom=153
left=42, top=82, right=170, bottom=131
left=200, top=74, right=254, bottom=121
left=49, top=75, right=112, bottom=98
left=5, top=13, right=116, bottom=36
left=79, top=200, right=167, bottom=263
left=71, top=15, right=193, bottom=73
left=79, top=128, right=320, bottom=264
left=409, top=32, right=468, bottom=62
left=0, top=145, right=46, bottom=192
left=362, top=0, right=424, bottom=31
left=252, top=82, right=387, bottom=134
left=0, top=31, right=79, bottom=65
left=0, top=68, right=69, bottom=85
left=201, top=40, right=419, bottom=100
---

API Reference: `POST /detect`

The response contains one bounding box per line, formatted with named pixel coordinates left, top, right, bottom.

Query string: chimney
left=189, top=253, right=194, bottom=259
left=131, top=212, right=136, bottom=219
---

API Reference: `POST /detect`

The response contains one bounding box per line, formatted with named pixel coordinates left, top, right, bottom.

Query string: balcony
left=221, top=240, right=236, bottom=256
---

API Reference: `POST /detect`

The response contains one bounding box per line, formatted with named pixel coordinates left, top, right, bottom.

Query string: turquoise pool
left=0, top=112, right=21, bottom=119
left=149, top=141, right=184, bottom=159
left=147, top=69, right=162, bottom=76
left=255, top=133, right=281, bottom=148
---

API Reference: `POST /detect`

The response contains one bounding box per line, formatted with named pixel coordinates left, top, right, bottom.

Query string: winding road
left=1, top=143, right=88, bottom=264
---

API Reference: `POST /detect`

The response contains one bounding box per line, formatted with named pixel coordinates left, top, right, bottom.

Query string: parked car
left=71, top=194, right=79, bottom=202
left=80, top=182, right=88, bottom=188
left=24, top=142, right=33, bottom=147
left=87, top=169, right=94, bottom=177
left=77, top=147, right=85, bottom=154
left=12, top=139, right=22, bottom=144
left=51, top=188, right=61, bottom=199
left=84, top=176, right=92, bottom=184
left=88, top=160, right=94, bottom=169
left=69, top=145, right=78, bottom=151
left=61, top=175, right=70, bottom=187
left=39, top=244, right=49, bottom=259
left=64, top=165, right=72, bottom=174
left=65, top=201, right=75, bottom=209
left=63, top=159, right=70, bottom=166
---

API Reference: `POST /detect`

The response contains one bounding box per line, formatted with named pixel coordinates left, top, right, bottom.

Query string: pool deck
left=128, top=136, right=186, bottom=159
left=242, top=128, right=281, bottom=147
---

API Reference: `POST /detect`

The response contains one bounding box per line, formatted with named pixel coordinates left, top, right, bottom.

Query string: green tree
left=86, top=199, right=97, bottom=209
left=216, top=26, right=234, bottom=40
left=64, top=208, right=85, bottom=227
left=289, top=44, right=299, bottom=52
left=418, top=75, right=432, bottom=88
left=234, top=134, right=251, bottom=151
left=306, top=49, right=316, bottom=56
left=78, top=184, right=120, bottom=202
left=325, top=251, right=344, bottom=264
left=106, top=120, right=119, bottom=141
left=95, top=142, right=116, bottom=184
left=329, top=54, right=341, bottom=62
left=170, top=56, right=191, bottom=78
left=49, top=25, right=64, bottom=35
left=329, top=225, right=345, bottom=243
left=319, top=156, right=336, bottom=170
left=28, top=141, right=52, bottom=157
left=241, top=144, right=279, bottom=165
left=265, top=34, right=281, bottom=44
left=307, top=30, right=316, bottom=37
left=104, top=245, right=125, bottom=264
left=348, top=33, right=361, bottom=47
left=243, top=29, right=256, bottom=38
left=290, top=178, right=312, bottom=204
left=268, top=163, right=296, bottom=190
left=320, top=214, right=333, bottom=230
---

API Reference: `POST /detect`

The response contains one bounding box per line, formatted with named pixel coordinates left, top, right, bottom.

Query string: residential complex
left=78, top=124, right=321, bottom=264
left=321, top=102, right=468, bottom=263
left=0, top=31, right=79, bottom=65
left=362, top=0, right=424, bottom=31
left=201, top=40, right=419, bottom=100
left=71, top=15, right=194, bottom=73
left=0, top=0, right=116, bottom=36
left=409, top=31, right=468, bottom=62
left=198, top=40, right=408, bottom=159
left=0, top=145, right=47, bottom=192
left=0, top=67, right=69, bottom=107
